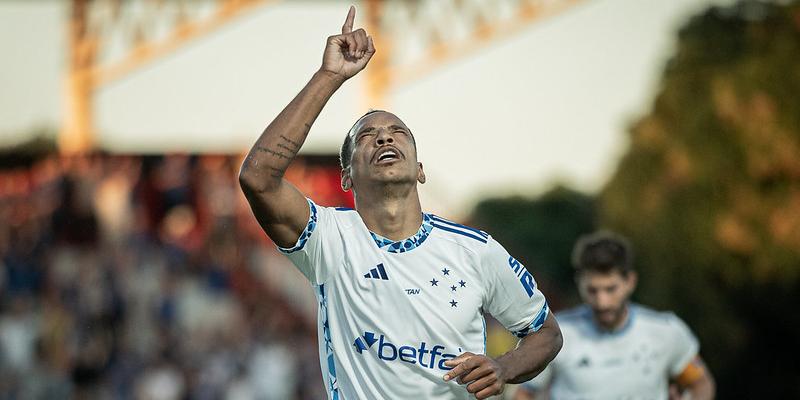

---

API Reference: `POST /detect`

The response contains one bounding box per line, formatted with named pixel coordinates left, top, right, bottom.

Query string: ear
left=574, top=272, right=585, bottom=292
left=625, top=271, right=638, bottom=294
left=574, top=272, right=589, bottom=299
left=341, top=167, right=352, bottom=191
left=417, top=162, right=426, bottom=184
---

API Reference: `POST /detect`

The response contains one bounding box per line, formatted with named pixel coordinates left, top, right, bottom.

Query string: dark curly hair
left=571, top=230, right=634, bottom=275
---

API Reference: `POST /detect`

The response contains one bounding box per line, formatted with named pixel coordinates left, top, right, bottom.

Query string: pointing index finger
left=342, top=5, right=355, bottom=34
left=443, top=353, right=474, bottom=381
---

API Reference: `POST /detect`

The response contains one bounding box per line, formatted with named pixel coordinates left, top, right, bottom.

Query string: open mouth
left=375, top=148, right=401, bottom=164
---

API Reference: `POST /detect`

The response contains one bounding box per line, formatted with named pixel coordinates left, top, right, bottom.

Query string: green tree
left=600, top=1, right=800, bottom=396
left=470, top=186, right=596, bottom=309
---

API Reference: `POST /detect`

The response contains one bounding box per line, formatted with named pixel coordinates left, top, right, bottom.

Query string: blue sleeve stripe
left=433, top=222, right=488, bottom=243
left=277, top=199, right=318, bottom=254
left=430, top=215, right=489, bottom=239
left=513, top=302, right=550, bottom=338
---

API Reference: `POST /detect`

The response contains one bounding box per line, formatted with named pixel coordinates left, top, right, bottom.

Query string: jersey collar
left=586, top=303, right=636, bottom=336
left=370, top=213, right=434, bottom=253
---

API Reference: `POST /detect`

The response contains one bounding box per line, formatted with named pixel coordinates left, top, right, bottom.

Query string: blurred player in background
left=515, top=231, right=715, bottom=400
left=238, top=6, right=562, bottom=400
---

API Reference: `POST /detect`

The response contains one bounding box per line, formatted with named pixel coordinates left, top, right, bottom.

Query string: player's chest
left=557, top=331, right=672, bottom=387
left=335, top=243, right=485, bottom=323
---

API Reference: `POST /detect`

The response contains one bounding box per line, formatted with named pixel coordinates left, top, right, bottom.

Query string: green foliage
left=470, top=186, right=596, bottom=309
left=600, top=1, right=800, bottom=396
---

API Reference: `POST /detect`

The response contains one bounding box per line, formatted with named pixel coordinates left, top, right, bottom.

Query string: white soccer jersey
left=278, top=199, right=550, bottom=400
left=525, top=303, right=699, bottom=400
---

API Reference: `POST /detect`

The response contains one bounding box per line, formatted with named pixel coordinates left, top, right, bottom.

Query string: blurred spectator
left=0, top=153, right=346, bottom=399
left=0, top=295, right=39, bottom=372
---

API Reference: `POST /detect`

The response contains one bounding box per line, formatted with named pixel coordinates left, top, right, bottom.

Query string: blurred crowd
left=0, top=153, right=351, bottom=400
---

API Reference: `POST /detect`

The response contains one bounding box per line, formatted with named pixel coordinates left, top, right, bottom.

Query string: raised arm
left=239, top=6, right=375, bottom=247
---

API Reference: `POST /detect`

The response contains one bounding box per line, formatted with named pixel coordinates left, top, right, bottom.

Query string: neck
left=354, top=182, right=423, bottom=241
left=595, top=304, right=630, bottom=333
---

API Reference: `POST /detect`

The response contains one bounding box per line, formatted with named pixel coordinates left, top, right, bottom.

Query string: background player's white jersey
left=278, top=200, right=550, bottom=400
left=525, top=304, right=699, bottom=400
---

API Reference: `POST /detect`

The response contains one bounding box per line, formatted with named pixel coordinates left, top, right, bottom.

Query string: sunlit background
left=1, top=0, right=798, bottom=398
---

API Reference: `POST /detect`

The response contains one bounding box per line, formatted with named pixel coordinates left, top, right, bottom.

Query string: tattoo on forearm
left=279, top=143, right=303, bottom=154
left=247, top=132, right=306, bottom=180
left=279, top=135, right=301, bottom=150
left=256, top=146, right=291, bottom=160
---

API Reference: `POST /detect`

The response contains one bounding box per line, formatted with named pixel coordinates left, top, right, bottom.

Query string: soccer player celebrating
left=515, top=231, right=715, bottom=400
left=239, top=6, right=562, bottom=400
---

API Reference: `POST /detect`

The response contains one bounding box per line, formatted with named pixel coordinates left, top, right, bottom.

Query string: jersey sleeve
left=665, top=313, right=700, bottom=377
left=276, top=199, right=344, bottom=285
left=481, top=237, right=550, bottom=338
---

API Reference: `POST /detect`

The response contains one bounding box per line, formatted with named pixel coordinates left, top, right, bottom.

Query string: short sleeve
left=665, top=313, right=700, bottom=377
left=481, top=237, right=550, bottom=338
left=277, top=199, right=344, bottom=285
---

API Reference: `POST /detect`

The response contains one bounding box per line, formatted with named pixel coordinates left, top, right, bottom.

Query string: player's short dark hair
left=339, top=109, right=416, bottom=170
left=571, top=230, right=634, bottom=275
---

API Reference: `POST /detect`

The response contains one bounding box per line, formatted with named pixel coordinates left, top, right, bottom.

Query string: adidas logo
left=363, top=263, right=389, bottom=280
